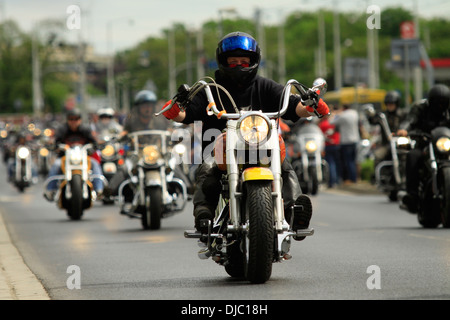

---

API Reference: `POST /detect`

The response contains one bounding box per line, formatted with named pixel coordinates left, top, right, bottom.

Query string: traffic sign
left=400, top=21, right=415, bottom=39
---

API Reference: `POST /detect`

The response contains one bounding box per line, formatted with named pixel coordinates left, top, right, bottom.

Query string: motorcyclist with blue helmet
left=161, top=31, right=330, bottom=239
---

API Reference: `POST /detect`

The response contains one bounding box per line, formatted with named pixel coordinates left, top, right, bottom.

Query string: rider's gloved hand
left=162, top=100, right=181, bottom=120
left=306, top=98, right=329, bottom=117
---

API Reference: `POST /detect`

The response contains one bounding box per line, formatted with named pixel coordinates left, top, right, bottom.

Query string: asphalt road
left=0, top=161, right=449, bottom=301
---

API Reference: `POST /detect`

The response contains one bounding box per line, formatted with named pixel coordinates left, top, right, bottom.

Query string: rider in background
left=397, top=84, right=450, bottom=213
left=95, top=107, right=123, bottom=139
left=44, top=108, right=104, bottom=201
left=103, top=90, right=173, bottom=210
left=370, top=90, right=407, bottom=169
left=161, top=31, right=329, bottom=239
left=6, top=130, right=38, bottom=184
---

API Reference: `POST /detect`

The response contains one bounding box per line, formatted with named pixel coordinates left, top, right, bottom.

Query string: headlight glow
left=143, top=145, right=160, bottom=164
left=436, top=137, right=450, bottom=153
left=239, top=115, right=270, bottom=145
left=44, top=129, right=52, bottom=137
left=305, top=140, right=318, bottom=153
left=102, top=145, right=115, bottom=157
left=174, top=143, right=186, bottom=156
left=396, top=136, right=411, bottom=150
left=17, top=147, right=30, bottom=159
left=69, top=150, right=83, bottom=165
left=39, top=147, right=49, bottom=157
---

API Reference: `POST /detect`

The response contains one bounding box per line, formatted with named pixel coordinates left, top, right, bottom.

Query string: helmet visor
left=220, top=35, right=257, bottom=53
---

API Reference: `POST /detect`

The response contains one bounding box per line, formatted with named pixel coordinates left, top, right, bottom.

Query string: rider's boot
left=192, top=162, right=221, bottom=233
left=285, top=194, right=313, bottom=241
left=401, top=193, right=418, bottom=213
left=194, top=205, right=215, bottom=233
left=44, top=190, right=56, bottom=202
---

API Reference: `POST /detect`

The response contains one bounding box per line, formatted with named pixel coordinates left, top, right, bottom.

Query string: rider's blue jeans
left=46, top=158, right=103, bottom=192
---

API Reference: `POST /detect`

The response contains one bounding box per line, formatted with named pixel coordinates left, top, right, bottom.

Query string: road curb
left=0, top=211, right=50, bottom=300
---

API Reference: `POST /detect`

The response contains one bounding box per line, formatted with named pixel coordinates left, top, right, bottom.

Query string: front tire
left=142, top=187, right=162, bottom=230
left=418, top=179, right=441, bottom=228
left=242, top=181, right=274, bottom=284
left=440, top=167, right=450, bottom=228
left=68, top=175, right=84, bottom=220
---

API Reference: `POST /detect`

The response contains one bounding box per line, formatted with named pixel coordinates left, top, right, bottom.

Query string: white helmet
left=97, top=107, right=115, bottom=118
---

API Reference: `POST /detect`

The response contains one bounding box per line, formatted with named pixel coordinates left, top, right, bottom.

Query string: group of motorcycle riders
left=2, top=31, right=450, bottom=233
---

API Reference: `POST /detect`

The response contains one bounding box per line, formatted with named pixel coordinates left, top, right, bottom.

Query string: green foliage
left=1, top=7, right=450, bottom=114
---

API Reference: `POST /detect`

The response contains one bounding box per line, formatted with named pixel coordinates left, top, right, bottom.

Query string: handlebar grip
left=154, top=98, right=177, bottom=117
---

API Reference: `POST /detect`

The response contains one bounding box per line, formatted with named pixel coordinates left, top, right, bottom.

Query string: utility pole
left=278, top=11, right=286, bottom=84
left=77, top=32, right=88, bottom=120
left=333, top=2, right=342, bottom=90
left=32, top=33, right=44, bottom=118
left=317, top=10, right=326, bottom=78
left=255, top=8, right=266, bottom=77
left=168, top=28, right=176, bottom=98
left=196, top=29, right=205, bottom=79
left=413, top=0, right=423, bottom=101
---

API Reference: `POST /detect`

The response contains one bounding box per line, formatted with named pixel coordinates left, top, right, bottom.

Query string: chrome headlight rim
left=436, top=136, right=450, bottom=153
left=237, top=112, right=272, bottom=146
left=142, top=145, right=161, bottom=165
left=101, top=144, right=116, bottom=158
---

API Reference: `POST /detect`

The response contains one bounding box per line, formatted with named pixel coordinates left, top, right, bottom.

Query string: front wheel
left=308, top=166, right=319, bottom=195
left=67, top=175, right=84, bottom=220
left=142, top=187, right=162, bottom=230
left=440, top=167, right=450, bottom=228
left=418, top=180, right=441, bottom=228
left=242, top=181, right=274, bottom=284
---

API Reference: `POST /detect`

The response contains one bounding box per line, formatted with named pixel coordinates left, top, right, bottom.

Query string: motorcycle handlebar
left=155, top=78, right=329, bottom=120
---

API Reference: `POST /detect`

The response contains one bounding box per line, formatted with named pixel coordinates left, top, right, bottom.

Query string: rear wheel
left=242, top=181, right=274, bottom=284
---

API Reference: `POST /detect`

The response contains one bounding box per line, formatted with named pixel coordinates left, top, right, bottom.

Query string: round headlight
left=174, top=143, right=186, bottom=156
left=39, top=147, right=49, bottom=157
left=17, top=147, right=30, bottom=159
left=239, top=114, right=270, bottom=145
left=143, top=145, right=160, bottom=164
left=396, top=136, right=411, bottom=150
left=43, top=128, right=53, bottom=137
left=69, top=149, right=83, bottom=165
left=102, top=144, right=115, bottom=157
left=305, top=140, right=318, bottom=153
left=436, top=137, right=450, bottom=153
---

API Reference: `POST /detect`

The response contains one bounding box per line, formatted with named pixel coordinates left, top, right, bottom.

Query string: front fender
left=242, top=167, right=274, bottom=182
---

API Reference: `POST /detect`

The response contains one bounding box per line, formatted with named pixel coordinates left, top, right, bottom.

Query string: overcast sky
left=2, top=0, right=449, bottom=55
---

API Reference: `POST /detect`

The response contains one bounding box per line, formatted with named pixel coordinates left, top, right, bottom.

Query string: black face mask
left=219, top=64, right=258, bottom=88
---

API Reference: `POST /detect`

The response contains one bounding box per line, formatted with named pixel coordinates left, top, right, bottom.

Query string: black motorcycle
left=364, top=105, right=411, bottom=201
left=10, top=144, right=35, bottom=192
left=98, top=135, right=124, bottom=204
left=407, top=127, right=450, bottom=228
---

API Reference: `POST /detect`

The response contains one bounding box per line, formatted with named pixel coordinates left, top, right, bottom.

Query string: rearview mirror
left=312, top=78, right=327, bottom=98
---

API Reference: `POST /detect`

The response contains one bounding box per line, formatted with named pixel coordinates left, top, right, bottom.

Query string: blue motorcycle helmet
left=216, top=32, right=261, bottom=87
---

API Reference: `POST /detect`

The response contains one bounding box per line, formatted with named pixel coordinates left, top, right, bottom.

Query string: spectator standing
left=330, top=104, right=360, bottom=184
left=319, top=112, right=341, bottom=188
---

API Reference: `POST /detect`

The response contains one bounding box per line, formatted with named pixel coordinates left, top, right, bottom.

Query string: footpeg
left=296, top=227, right=314, bottom=237
left=184, top=230, right=202, bottom=238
